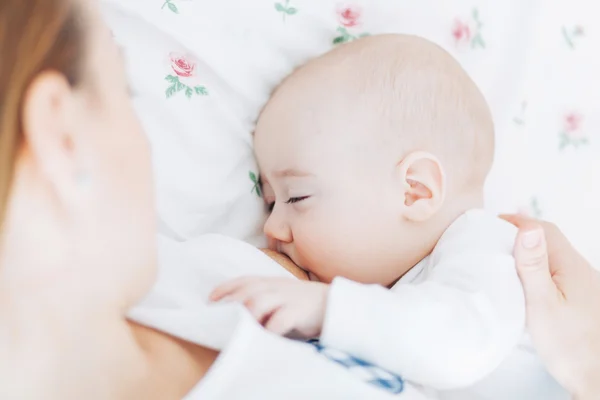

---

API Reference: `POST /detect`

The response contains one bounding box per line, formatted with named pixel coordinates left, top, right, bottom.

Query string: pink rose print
left=562, top=25, right=585, bottom=49
left=453, top=8, right=485, bottom=49
left=333, top=4, right=369, bottom=45
left=452, top=20, right=471, bottom=44
left=170, top=53, right=196, bottom=78
left=337, top=5, right=361, bottom=27
left=165, top=52, right=208, bottom=99
left=559, top=112, right=588, bottom=150
left=565, top=113, right=582, bottom=133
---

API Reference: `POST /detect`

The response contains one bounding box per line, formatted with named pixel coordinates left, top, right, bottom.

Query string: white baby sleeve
left=186, top=309, right=435, bottom=400
left=320, top=212, right=525, bottom=390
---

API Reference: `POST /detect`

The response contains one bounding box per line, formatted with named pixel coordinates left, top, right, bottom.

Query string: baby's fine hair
left=275, top=34, right=495, bottom=191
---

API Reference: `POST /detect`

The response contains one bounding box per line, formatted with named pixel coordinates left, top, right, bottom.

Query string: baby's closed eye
left=285, top=196, right=310, bottom=204
left=267, top=196, right=310, bottom=213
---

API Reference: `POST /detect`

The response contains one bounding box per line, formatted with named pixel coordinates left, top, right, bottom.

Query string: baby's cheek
left=295, top=229, right=355, bottom=284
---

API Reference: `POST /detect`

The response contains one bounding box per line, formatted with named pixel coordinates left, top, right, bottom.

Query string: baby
left=211, top=34, right=567, bottom=399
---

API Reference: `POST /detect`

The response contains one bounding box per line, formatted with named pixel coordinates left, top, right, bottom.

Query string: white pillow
left=103, top=2, right=268, bottom=246
left=103, top=0, right=600, bottom=265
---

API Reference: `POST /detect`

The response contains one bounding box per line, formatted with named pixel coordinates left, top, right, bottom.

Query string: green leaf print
left=471, top=33, right=486, bottom=49
left=275, top=0, right=298, bottom=22
left=194, top=86, right=208, bottom=95
left=165, top=84, right=177, bottom=98
left=558, top=132, right=589, bottom=150
left=332, top=27, right=368, bottom=45
left=562, top=25, right=584, bottom=49
left=333, top=27, right=350, bottom=44
left=161, top=0, right=178, bottom=14
left=559, top=132, right=569, bottom=150
left=472, top=8, right=484, bottom=30
left=562, top=27, right=574, bottom=48
left=249, top=171, right=261, bottom=197
left=455, top=8, right=485, bottom=50
left=165, top=74, right=208, bottom=99
left=530, top=198, right=542, bottom=218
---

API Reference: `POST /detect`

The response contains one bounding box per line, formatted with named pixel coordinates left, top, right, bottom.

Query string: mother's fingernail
left=521, top=229, right=542, bottom=249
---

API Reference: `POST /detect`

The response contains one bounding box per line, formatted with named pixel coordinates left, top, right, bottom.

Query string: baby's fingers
left=244, top=293, right=284, bottom=324
left=264, top=307, right=296, bottom=336
left=209, top=277, right=264, bottom=302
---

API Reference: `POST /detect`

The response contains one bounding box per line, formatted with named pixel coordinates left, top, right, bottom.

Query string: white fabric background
left=103, top=0, right=600, bottom=266
left=101, top=2, right=599, bottom=397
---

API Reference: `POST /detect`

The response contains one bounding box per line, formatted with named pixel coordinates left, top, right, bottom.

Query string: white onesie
left=320, top=209, right=569, bottom=400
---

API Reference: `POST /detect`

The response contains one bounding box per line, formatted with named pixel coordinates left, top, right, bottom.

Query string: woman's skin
left=504, top=215, right=600, bottom=400
left=0, top=0, right=598, bottom=398
left=0, top=0, right=214, bottom=398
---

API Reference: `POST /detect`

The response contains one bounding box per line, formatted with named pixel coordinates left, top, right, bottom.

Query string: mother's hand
left=502, top=215, right=600, bottom=400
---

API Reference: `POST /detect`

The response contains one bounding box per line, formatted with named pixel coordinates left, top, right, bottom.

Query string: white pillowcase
left=102, top=0, right=600, bottom=264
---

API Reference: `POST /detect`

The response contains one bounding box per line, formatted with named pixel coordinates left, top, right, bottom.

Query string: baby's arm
left=321, top=217, right=524, bottom=390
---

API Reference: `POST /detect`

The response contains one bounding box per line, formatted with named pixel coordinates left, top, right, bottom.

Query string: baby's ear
left=396, top=151, right=446, bottom=222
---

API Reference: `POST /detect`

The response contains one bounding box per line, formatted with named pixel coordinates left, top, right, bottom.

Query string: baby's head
left=256, top=34, right=494, bottom=286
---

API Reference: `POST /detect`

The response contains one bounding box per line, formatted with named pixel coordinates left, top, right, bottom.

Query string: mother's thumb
left=514, top=228, right=557, bottom=306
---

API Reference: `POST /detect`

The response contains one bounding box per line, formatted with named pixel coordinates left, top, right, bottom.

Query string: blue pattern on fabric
left=306, top=339, right=404, bottom=394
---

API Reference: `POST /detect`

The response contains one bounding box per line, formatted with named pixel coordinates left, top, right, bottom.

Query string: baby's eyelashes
left=266, top=196, right=310, bottom=213
left=285, top=196, right=310, bottom=205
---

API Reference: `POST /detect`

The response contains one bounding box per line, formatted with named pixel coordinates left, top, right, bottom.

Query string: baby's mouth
left=307, top=271, right=320, bottom=282
left=278, top=247, right=318, bottom=281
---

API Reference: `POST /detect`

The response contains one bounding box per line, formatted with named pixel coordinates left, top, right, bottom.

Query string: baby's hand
left=210, top=277, right=328, bottom=339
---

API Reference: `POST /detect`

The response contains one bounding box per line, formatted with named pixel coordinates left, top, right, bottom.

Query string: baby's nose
left=264, top=212, right=292, bottom=244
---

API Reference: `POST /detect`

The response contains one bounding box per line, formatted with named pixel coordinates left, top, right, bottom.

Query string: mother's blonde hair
left=0, top=0, right=84, bottom=228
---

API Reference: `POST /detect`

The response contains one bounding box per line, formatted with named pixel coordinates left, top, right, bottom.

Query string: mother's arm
left=129, top=322, right=218, bottom=399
